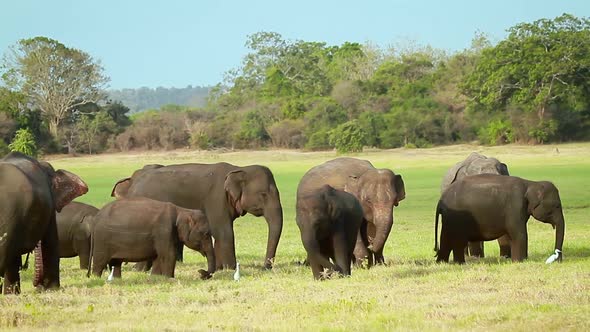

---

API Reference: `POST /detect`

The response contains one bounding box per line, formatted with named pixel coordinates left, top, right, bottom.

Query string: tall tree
left=1, top=36, right=109, bottom=138
left=463, top=14, right=590, bottom=128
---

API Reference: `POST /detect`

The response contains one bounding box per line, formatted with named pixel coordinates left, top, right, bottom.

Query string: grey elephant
left=434, top=174, right=565, bottom=264
left=0, top=152, right=88, bottom=294
left=296, top=185, right=364, bottom=279
left=56, top=201, right=99, bottom=269
left=111, top=162, right=283, bottom=270
left=441, top=152, right=510, bottom=257
left=88, top=197, right=215, bottom=280
left=297, top=157, right=405, bottom=266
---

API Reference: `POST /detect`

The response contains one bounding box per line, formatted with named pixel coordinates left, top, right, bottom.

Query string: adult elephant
left=441, top=152, right=510, bottom=258
left=297, top=157, right=405, bottom=266
left=434, top=174, right=565, bottom=263
left=111, top=162, right=283, bottom=270
left=56, top=201, right=99, bottom=269
left=0, top=152, right=88, bottom=294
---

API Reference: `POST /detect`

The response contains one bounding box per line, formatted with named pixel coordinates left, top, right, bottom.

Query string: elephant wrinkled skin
left=88, top=197, right=215, bottom=280
left=297, top=157, right=405, bottom=267
left=435, top=174, right=565, bottom=264
left=56, top=201, right=99, bottom=269
left=0, top=152, right=88, bottom=294
left=296, top=185, right=364, bottom=279
left=441, top=152, right=511, bottom=258
left=111, top=162, right=283, bottom=270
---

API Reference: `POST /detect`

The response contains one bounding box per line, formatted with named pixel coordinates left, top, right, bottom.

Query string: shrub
left=329, top=120, right=365, bottom=154
left=9, top=128, right=37, bottom=157
left=305, top=129, right=332, bottom=151
left=478, top=119, right=514, bottom=145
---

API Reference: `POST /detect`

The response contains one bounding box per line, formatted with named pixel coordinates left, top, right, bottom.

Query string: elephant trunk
left=368, top=209, right=393, bottom=254
left=33, top=241, right=43, bottom=287
left=553, top=211, right=565, bottom=255
left=263, top=205, right=283, bottom=269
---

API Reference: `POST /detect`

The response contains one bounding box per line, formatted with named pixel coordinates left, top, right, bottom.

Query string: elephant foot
left=198, top=269, right=213, bottom=280
left=264, top=257, right=274, bottom=270
left=2, top=281, right=21, bottom=295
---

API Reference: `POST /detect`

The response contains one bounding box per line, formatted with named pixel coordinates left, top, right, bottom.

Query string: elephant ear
left=344, top=175, right=360, bottom=195
left=52, top=169, right=88, bottom=212
left=497, top=163, right=510, bottom=176
left=393, top=174, right=406, bottom=206
left=224, top=170, right=246, bottom=216
left=111, top=177, right=131, bottom=198
left=525, top=182, right=545, bottom=214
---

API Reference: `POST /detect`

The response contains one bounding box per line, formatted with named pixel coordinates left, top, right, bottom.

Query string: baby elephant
left=296, top=185, right=363, bottom=279
left=87, top=197, right=215, bottom=280
left=57, top=201, right=99, bottom=269
left=435, top=174, right=565, bottom=264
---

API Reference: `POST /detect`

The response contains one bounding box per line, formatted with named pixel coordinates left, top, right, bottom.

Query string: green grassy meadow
left=1, top=144, right=590, bottom=330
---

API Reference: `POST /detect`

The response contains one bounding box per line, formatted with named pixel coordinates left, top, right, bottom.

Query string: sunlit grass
left=1, top=143, right=589, bottom=330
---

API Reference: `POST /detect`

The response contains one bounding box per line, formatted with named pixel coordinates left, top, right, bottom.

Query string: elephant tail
left=86, top=231, right=94, bottom=278
left=434, top=201, right=441, bottom=254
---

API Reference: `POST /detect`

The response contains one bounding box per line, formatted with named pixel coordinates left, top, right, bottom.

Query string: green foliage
left=305, top=129, right=332, bottom=151
left=0, top=139, right=9, bottom=157
left=528, top=120, right=558, bottom=144
left=8, top=128, right=37, bottom=157
left=329, top=120, right=365, bottom=153
left=478, top=119, right=514, bottom=145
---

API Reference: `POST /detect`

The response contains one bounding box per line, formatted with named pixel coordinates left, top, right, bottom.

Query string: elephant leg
left=39, top=216, right=60, bottom=290
left=154, top=239, right=176, bottom=278
left=109, top=259, right=123, bottom=279
left=92, top=254, right=109, bottom=278
left=353, top=222, right=371, bottom=267
left=3, top=255, right=21, bottom=295
left=78, top=240, right=91, bottom=270
left=302, top=233, right=337, bottom=278
left=214, top=226, right=237, bottom=270
left=498, top=235, right=511, bottom=258
left=373, top=247, right=385, bottom=265
left=332, top=231, right=351, bottom=276
left=436, top=224, right=451, bottom=263
left=509, top=227, right=528, bottom=262
left=467, top=241, right=485, bottom=258
left=452, top=239, right=467, bottom=264
left=308, top=254, right=323, bottom=280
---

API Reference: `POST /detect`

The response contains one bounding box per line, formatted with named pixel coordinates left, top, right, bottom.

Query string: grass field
left=1, top=143, right=589, bottom=330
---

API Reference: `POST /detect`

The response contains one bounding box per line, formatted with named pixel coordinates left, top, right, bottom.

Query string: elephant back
left=297, top=158, right=373, bottom=198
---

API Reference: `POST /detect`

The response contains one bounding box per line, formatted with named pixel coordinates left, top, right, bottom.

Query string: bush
left=329, top=120, right=365, bottom=154
left=268, top=119, right=305, bottom=148
left=9, top=128, right=37, bottom=157
left=305, top=129, right=332, bottom=151
left=478, top=119, right=514, bottom=145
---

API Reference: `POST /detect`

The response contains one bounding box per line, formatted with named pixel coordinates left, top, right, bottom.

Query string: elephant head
left=346, top=168, right=405, bottom=254
left=224, top=165, right=283, bottom=269
left=176, top=209, right=216, bottom=279
left=526, top=181, right=565, bottom=261
left=110, top=164, right=163, bottom=198
left=38, top=161, right=89, bottom=212
left=442, top=152, right=509, bottom=193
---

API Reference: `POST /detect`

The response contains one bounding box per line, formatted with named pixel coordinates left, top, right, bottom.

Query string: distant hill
left=107, top=85, right=212, bottom=114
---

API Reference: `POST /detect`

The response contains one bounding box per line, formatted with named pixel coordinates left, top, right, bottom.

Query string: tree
left=2, top=36, right=109, bottom=138
left=462, top=14, right=590, bottom=142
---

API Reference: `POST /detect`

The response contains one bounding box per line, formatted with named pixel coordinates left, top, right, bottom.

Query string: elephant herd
left=0, top=150, right=565, bottom=294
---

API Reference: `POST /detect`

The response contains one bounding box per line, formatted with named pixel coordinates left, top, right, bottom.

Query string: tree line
left=1, top=14, right=589, bottom=156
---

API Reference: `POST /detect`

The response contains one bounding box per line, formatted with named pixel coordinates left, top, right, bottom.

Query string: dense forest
left=107, top=86, right=211, bottom=114
left=1, top=14, right=589, bottom=156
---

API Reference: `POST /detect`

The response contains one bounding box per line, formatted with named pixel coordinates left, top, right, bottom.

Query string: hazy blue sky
left=1, top=1, right=588, bottom=90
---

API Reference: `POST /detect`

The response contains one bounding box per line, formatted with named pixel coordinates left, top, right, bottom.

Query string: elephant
left=297, top=157, right=405, bottom=266
left=441, top=152, right=511, bottom=257
left=110, top=162, right=283, bottom=270
left=56, top=201, right=99, bottom=269
left=87, top=197, right=215, bottom=280
left=434, top=174, right=565, bottom=264
left=0, top=152, right=88, bottom=294
left=296, top=185, right=364, bottom=279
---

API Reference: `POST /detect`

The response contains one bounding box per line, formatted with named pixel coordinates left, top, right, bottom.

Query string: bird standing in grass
left=233, top=262, right=240, bottom=281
